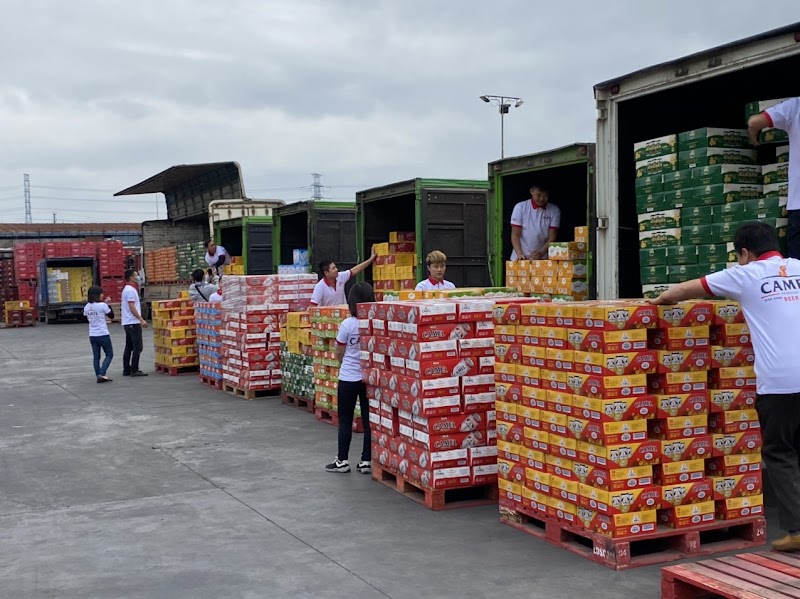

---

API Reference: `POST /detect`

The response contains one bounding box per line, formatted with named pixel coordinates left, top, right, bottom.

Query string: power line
left=32, top=185, right=120, bottom=193
left=0, top=184, right=22, bottom=191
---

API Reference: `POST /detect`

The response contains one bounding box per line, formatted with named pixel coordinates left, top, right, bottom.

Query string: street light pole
left=480, top=95, right=524, bottom=159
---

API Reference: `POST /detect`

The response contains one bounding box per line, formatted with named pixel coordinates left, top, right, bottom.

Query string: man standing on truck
left=415, top=250, right=456, bottom=291
left=205, top=239, right=231, bottom=277
left=121, top=269, right=148, bottom=377
left=510, top=183, right=561, bottom=261
left=310, top=249, right=377, bottom=307
left=748, top=97, right=799, bottom=259
left=648, top=222, right=800, bottom=552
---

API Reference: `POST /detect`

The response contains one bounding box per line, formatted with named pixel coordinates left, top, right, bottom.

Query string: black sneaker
left=357, top=461, right=372, bottom=474
left=122, top=371, right=131, bottom=377
left=131, top=371, right=149, bottom=377
left=325, top=459, right=351, bottom=473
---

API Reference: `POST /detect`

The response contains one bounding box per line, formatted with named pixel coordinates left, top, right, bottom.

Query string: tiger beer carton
left=711, top=472, right=763, bottom=500
left=573, top=462, right=654, bottom=491
left=657, top=349, right=713, bottom=373
left=661, top=479, right=714, bottom=507
left=572, top=394, right=657, bottom=422
left=654, top=459, right=706, bottom=485
left=708, top=409, right=760, bottom=434
left=655, top=392, right=710, bottom=418
left=711, top=346, right=755, bottom=369
left=649, top=414, right=708, bottom=440
left=577, top=440, right=661, bottom=468
left=567, top=416, right=649, bottom=445
left=660, top=436, right=714, bottom=462
left=573, top=350, right=657, bottom=376
left=716, top=494, right=764, bottom=520
left=593, top=510, right=659, bottom=538
left=578, top=484, right=662, bottom=514
left=706, top=453, right=762, bottom=477
left=712, top=432, right=763, bottom=456
left=659, top=500, right=716, bottom=529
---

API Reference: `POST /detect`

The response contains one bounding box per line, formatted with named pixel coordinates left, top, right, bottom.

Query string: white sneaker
left=325, top=458, right=351, bottom=473
left=356, top=461, right=372, bottom=474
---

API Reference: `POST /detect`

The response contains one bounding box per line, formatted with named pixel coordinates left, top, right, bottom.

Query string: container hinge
left=596, top=98, right=608, bottom=121
left=596, top=216, right=609, bottom=230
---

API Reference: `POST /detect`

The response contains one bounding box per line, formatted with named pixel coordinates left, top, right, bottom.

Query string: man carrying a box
left=649, top=222, right=800, bottom=551
left=510, top=183, right=561, bottom=261
left=310, top=249, right=377, bottom=307
left=204, top=239, right=230, bottom=278
left=415, top=250, right=456, bottom=291
left=748, top=98, right=799, bottom=258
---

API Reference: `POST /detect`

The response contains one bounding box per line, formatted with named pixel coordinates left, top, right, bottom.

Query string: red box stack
left=0, top=256, right=18, bottom=314
left=97, top=241, right=126, bottom=301
left=360, top=298, right=499, bottom=502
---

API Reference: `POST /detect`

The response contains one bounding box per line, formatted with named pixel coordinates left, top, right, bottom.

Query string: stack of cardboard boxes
left=310, top=306, right=350, bottom=413
left=360, top=298, right=499, bottom=495
left=0, top=257, right=17, bottom=315
left=493, top=298, right=763, bottom=539
left=195, top=301, right=223, bottom=382
left=372, top=232, right=417, bottom=301
left=45, top=266, right=94, bottom=303
left=177, top=241, right=208, bottom=281
left=278, top=249, right=311, bottom=275
left=145, top=247, right=179, bottom=283
left=152, top=297, right=198, bottom=370
left=281, top=311, right=314, bottom=399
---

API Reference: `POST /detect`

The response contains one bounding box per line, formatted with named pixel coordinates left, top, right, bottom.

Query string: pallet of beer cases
left=359, top=297, right=501, bottom=510
left=152, top=296, right=199, bottom=375
left=219, top=274, right=316, bottom=400
left=493, top=297, right=765, bottom=569
left=280, top=311, right=315, bottom=412
left=310, top=305, right=364, bottom=430
left=195, top=301, right=224, bottom=389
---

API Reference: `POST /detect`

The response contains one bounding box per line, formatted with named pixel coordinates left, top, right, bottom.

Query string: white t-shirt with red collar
left=336, top=316, right=362, bottom=382
left=764, top=98, right=799, bottom=211
left=415, top=278, right=456, bottom=292
left=310, top=269, right=352, bottom=307
left=702, top=252, right=800, bottom=395
left=510, top=200, right=561, bottom=260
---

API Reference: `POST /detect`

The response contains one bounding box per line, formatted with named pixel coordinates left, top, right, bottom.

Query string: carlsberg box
left=640, top=229, right=681, bottom=249
left=744, top=197, right=788, bottom=219
left=678, top=128, right=750, bottom=152
left=692, top=165, right=761, bottom=187
left=637, top=154, right=678, bottom=179
left=664, top=188, right=697, bottom=208
left=678, top=148, right=757, bottom=171
left=636, top=175, right=664, bottom=197
left=666, top=245, right=698, bottom=266
left=640, top=247, right=669, bottom=267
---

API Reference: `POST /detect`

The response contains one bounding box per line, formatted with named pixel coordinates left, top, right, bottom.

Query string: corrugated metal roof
left=0, top=223, right=141, bottom=234
left=114, top=162, right=245, bottom=196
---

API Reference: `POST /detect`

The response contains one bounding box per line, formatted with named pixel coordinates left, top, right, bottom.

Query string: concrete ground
left=0, top=324, right=780, bottom=599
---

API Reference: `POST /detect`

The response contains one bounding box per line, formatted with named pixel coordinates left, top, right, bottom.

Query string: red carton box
left=706, top=453, right=762, bottom=477
left=567, top=328, right=649, bottom=353
left=591, top=510, right=659, bottom=538
left=574, top=462, right=654, bottom=491
left=711, top=346, right=756, bottom=368
left=567, top=417, right=648, bottom=445
left=712, top=432, right=763, bottom=456
left=709, top=388, right=757, bottom=413
left=709, top=366, right=757, bottom=390
left=712, top=472, right=763, bottom=500
left=708, top=409, right=760, bottom=434
left=659, top=501, right=716, bottom=528
left=661, top=478, right=714, bottom=507
left=710, top=323, right=751, bottom=347
left=566, top=373, right=649, bottom=399
left=710, top=301, right=745, bottom=325
left=572, top=394, right=656, bottom=422
left=654, top=459, right=706, bottom=485
left=655, top=392, right=710, bottom=418
left=648, top=371, right=707, bottom=394
left=649, top=415, right=708, bottom=440
left=577, top=440, right=661, bottom=468
left=660, top=436, right=714, bottom=462
left=656, top=349, right=712, bottom=373
left=716, top=495, right=764, bottom=520
left=649, top=326, right=710, bottom=350
left=413, top=412, right=488, bottom=434
left=579, top=484, right=662, bottom=514
left=580, top=303, right=658, bottom=331
left=657, top=302, right=714, bottom=328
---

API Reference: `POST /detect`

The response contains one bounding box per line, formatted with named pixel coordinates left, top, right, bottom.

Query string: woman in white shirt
left=83, top=285, right=114, bottom=383
left=325, top=281, right=375, bottom=474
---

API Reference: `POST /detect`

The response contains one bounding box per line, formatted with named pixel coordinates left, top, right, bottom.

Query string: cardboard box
left=635, top=174, right=664, bottom=196
left=520, top=486, right=548, bottom=514
left=692, top=164, right=761, bottom=186
left=574, top=226, right=589, bottom=243
left=548, top=242, right=587, bottom=261
left=712, top=432, right=763, bottom=456
left=744, top=196, right=788, bottom=219
left=575, top=303, right=658, bottom=331
left=567, top=328, right=649, bottom=353
left=635, top=134, right=678, bottom=160
left=636, top=154, right=677, bottom=178
left=519, top=447, right=546, bottom=471
left=526, top=469, right=551, bottom=494
left=498, top=478, right=522, bottom=505
left=573, top=462, right=653, bottom=491
left=577, top=440, right=660, bottom=468
left=680, top=206, right=713, bottom=228
left=545, top=454, right=575, bottom=480
left=711, top=222, right=741, bottom=244
left=649, top=371, right=707, bottom=394
left=638, top=209, right=681, bottom=232
left=710, top=323, right=750, bottom=345
left=764, top=182, right=790, bottom=197
left=592, top=509, right=659, bottom=539
left=637, top=193, right=668, bottom=214
left=654, top=459, right=706, bottom=485
left=657, top=349, right=712, bottom=373
left=573, top=350, right=657, bottom=376
left=639, top=247, right=670, bottom=268
left=572, top=394, right=657, bottom=423
left=708, top=409, right=760, bottom=434
left=706, top=453, right=761, bottom=477
left=678, top=128, right=749, bottom=151
left=678, top=148, right=757, bottom=171
left=640, top=266, right=669, bottom=285
left=662, top=169, right=695, bottom=191
left=639, top=228, right=681, bottom=248
left=664, top=187, right=697, bottom=208
left=668, top=265, right=705, bottom=284
left=711, top=472, right=763, bottom=500
left=649, top=326, right=710, bottom=351
left=524, top=427, right=549, bottom=453
left=716, top=494, right=764, bottom=520
left=712, top=201, right=748, bottom=224
left=649, top=415, right=708, bottom=440
left=762, top=162, right=789, bottom=185
left=551, top=475, right=580, bottom=503
left=567, top=417, right=648, bottom=445
left=708, top=366, right=757, bottom=390
left=708, top=388, right=756, bottom=413
left=660, top=500, right=716, bottom=528
left=566, top=372, right=649, bottom=399
left=545, top=390, right=574, bottom=417
left=697, top=243, right=730, bottom=265
left=681, top=225, right=714, bottom=245
left=661, top=436, right=714, bottom=462
left=547, top=497, right=578, bottom=525
left=665, top=245, right=697, bottom=266
left=661, top=479, right=714, bottom=507
left=777, top=145, right=790, bottom=163
left=642, top=284, right=674, bottom=300
left=655, top=392, right=709, bottom=418
left=579, top=484, right=662, bottom=514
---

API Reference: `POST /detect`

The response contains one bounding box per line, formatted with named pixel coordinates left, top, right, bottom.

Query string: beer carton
left=663, top=169, right=695, bottom=191
left=711, top=472, right=763, bottom=500
left=567, top=329, right=649, bottom=353
left=713, top=201, right=748, bottom=224
left=497, top=458, right=526, bottom=484
left=711, top=346, right=755, bottom=369
left=639, top=228, right=681, bottom=248
left=574, top=226, right=589, bottom=243
left=577, top=440, right=661, bottom=468
left=635, top=174, right=664, bottom=196
left=551, top=475, right=580, bottom=503
left=521, top=486, right=548, bottom=514
left=520, top=346, right=546, bottom=369
left=637, top=154, right=678, bottom=178
left=661, top=479, right=714, bottom=507
left=497, top=440, right=521, bottom=462
left=777, top=145, right=790, bottom=163
left=680, top=207, right=713, bottom=229
left=660, top=500, right=716, bottom=528
left=638, top=247, right=670, bottom=267
left=649, top=371, right=707, bottom=394
left=640, top=266, right=669, bottom=285
left=545, top=454, right=575, bottom=480
left=649, top=414, right=708, bottom=440
left=638, top=209, right=681, bottom=232
left=541, top=409, right=568, bottom=436
left=573, top=462, right=654, bottom=491
left=542, top=369, right=568, bottom=392
left=657, top=349, right=712, bottom=373
left=697, top=243, right=730, bottom=265
left=593, top=510, right=658, bottom=538
left=655, top=392, right=710, bottom=418
left=712, top=432, right=763, bottom=456
left=709, top=366, right=756, bottom=390
left=498, top=478, right=522, bottom=505
left=526, top=469, right=551, bottom=495
left=680, top=225, right=714, bottom=245
left=716, top=494, right=764, bottom=520
left=660, top=436, right=714, bottom=462
left=692, top=164, right=762, bottom=186
left=710, top=323, right=751, bottom=346
left=708, top=409, right=760, bottom=434
left=573, top=350, right=657, bottom=376
left=678, top=127, right=749, bottom=151
left=678, top=147, right=757, bottom=171
left=706, top=453, right=762, bottom=477
left=567, top=417, right=648, bottom=445
left=545, top=390, right=574, bottom=416
left=524, top=427, right=549, bottom=453
left=545, top=348, right=575, bottom=372
left=540, top=326, right=567, bottom=349
left=764, top=182, right=790, bottom=197
left=548, top=242, right=587, bottom=261
left=664, top=187, right=698, bottom=208
left=566, top=372, right=649, bottom=399
left=744, top=196, right=788, bottom=219
left=572, top=394, right=656, bottom=422
left=635, top=134, right=678, bottom=160
left=658, top=302, right=714, bottom=328
left=547, top=497, right=578, bottom=525
left=579, top=484, right=661, bottom=514
left=649, top=326, right=710, bottom=351
left=519, top=447, right=546, bottom=471
left=521, top=385, right=547, bottom=410
left=668, top=264, right=704, bottom=284
left=517, top=405, right=541, bottom=428
left=654, top=459, right=706, bottom=486
left=637, top=192, right=668, bottom=214
left=641, top=283, right=673, bottom=299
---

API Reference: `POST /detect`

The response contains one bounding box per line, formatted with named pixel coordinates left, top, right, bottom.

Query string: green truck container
left=214, top=215, right=275, bottom=275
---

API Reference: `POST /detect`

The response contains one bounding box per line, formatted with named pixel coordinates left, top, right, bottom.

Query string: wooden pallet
left=662, top=551, right=800, bottom=599
left=314, top=406, right=364, bottom=432
left=281, top=391, right=314, bottom=413
left=155, top=363, right=199, bottom=376
left=199, top=375, right=223, bottom=390
left=501, top=505, right=765, bottom=571
left=1, top=321, right=36, bottom=328
left=372, top=462, right=498, bottom=511
left=222, top=382, right=280, bottom=401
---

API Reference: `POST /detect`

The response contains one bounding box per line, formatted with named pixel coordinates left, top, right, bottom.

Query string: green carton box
left=762, top=163, right=790, bottom=185
left=634, top=135, right=678, bottom=161
left=694, top=183, right=763, bottom=206
left=667, top=245, right=698, bottom=266
left=744, top=197, right=788, bottom=219
left=669, top=264, right=704, bottom=284
left=745, top=99, right=787, bottom=118
left=754, top=217, right=789, bottom=230
left=639, top=247, right=669, bottom=267
left=681, top=206, right=714, bottom=227
left=678, top=148, right=757, bottom=171
left=761, top=128, right=789, bottom=144
left=692, top=164, right=762, bottom=186
left=636, top=192, right=668, bottom=214
left=712, top=201, right=747, bottom=224
left=700, top=263, right=729, bottom=275
left=711, top=222, right=739, bottom=243
left=635, top=174, right=664, bottom=197
left=697, top=243, right=730, bottom=265
left=678, top=128, right=750, bottom=152
left=638, top=209, right=681, bottom=232
left=662, top=169, right=695, bottom=191
left=640, top=266, right=669, bottom=285
left=636, top=154, right=678, bottom=178
left=681, top=225, right=714, bottom=245
left=639, top=228, right=681, bottom=249
left=765, top=182, right=790, bottom=198
left=777, top=145, right=790, bottom=163
left=642, top=283, right=673, bottom=299
left=664, top=188, right=698, bottom=208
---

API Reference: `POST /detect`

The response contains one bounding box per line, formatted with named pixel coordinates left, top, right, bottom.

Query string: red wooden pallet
left=662, top=551, right=800, bottom=599
left=155, top=363, right=199, bottom=376
left=501, top=505, right=765, bottom=571
left=281, top=391, right=314, bottom=413
left=222, top=382, right=280, bottom=401
left=314, top=407, right=364, bottom=432
left=372, top=462, right=498, bottom=511
left=199, top=375, right=223, bottom=390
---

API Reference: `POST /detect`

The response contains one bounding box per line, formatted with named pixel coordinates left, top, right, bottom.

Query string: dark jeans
left=123, top=324, right=143, bottom=374
left=788, top=210, right=800, bottom=260
left=756, top=393, right=800, bottom=531
left=90, top=335, right=113, bottom=377
left=337, top=380, right=371, bottom=463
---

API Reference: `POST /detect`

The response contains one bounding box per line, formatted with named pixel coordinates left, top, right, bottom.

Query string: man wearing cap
left=510, top=183, right=561, bottom=261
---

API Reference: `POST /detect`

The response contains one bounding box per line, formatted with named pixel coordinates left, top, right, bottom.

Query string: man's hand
left=103, top=297, right=111, bottom=304
left=646, top=294, right=673, bottom=306
left=748, top=113, right=770, bottom=147
left=140, top=318, right=149, bottom=328
left=370, top=247, right=377, bottom=262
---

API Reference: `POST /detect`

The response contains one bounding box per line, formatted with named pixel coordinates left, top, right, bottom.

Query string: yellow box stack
left=45, top=266, right=94, bottom=302
left=372, top=231, right=417, bottom=301
left=281, top=311, right=314, bottom=399
left=310, top=305, right=357, bottom=417
left=152, top=296, right=198, bottom=371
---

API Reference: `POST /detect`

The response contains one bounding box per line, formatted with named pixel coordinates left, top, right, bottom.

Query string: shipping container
left=487, top=143, right=596, bottom=293
left=594, top=23, right=800, bottom=299
left=274, top=201, right=357, bottom=273
left=209, top=199, right=284, bottom=276
left=38, top=257, right=99, bottom=323
left=356, top=179, right=491, bottom=287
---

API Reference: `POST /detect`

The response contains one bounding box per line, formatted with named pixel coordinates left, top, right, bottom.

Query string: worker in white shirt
left=510, top=183, right=561, bottom=260
left=205, top=239, right=231, bottom=277
left=648, top=222, right=800, bottom=552
left=748, top=97, right=799, bottom=259
left=415, top=250, right=456, bottom=291
left=310, top=249, right=377, bottom=307
left=188, top=269, right=219, bottom=302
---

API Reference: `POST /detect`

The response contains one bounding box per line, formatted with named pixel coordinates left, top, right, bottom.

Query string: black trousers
left=788, top=210, right=800, bottom=260
left=756, top=392, right=800, bottom=531
left=123, top=324, right=143, bottom=374
left=337, top=380, right=371, bottom=463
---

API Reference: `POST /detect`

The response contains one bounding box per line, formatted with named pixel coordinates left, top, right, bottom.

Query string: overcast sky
left=0, top=0, right=798, bottom=223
